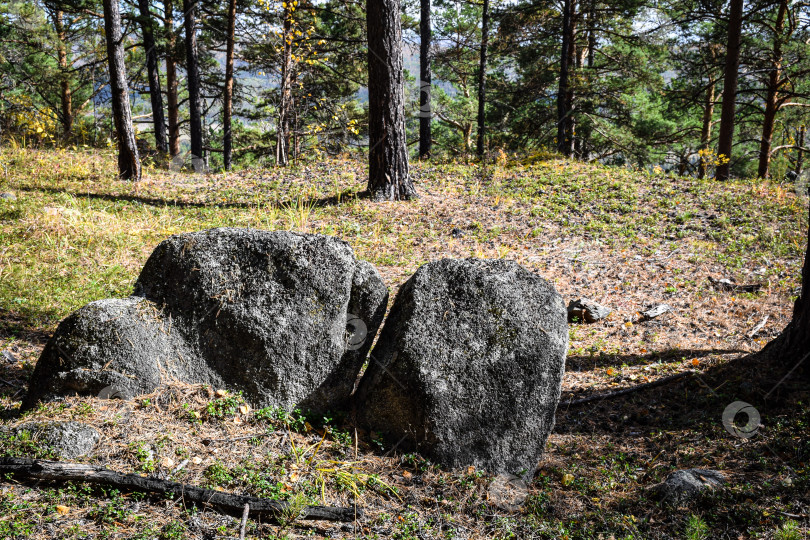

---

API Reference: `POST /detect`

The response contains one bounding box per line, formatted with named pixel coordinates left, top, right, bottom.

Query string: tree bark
left=568, top=5, right=578, bottom=156
left=773, top=198, right=810, bottom=373
left=223, top=0, right=237, bottom=170
left=796, top=125, right=806, bottom=177
left=183, top=0, right=204, bottom=161
left=580, top=0, right=595, bottom=160
left=53, top=10, right=73, bottom=138
left=557, top=0, right=574, bottom=157
left=102, top=0, right=141, bottom=180
left=757, top=0, right=788, bottom=179
left=0, top=458, right=360, bottom=523
left=715, top=0, right=744, bottom=181
left=164, top=0, right=180, bottom=157
left=419, top=0, right=431, bottom=159
left=476, top=0, right=489, bottom=157
left=699, top=76, right=715, bottom=179
left=366, top=0, right=416, bottom=200
left=137, top=0, right=168, bottom=154
left=276, top=5, right=293, bottom=167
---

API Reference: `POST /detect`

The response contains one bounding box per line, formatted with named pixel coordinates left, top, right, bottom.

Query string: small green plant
left=0, top=429, right=57, bottom=459
left=773, top=520, right=802, bottom=540
left=159, top=520, right=187, bottom=540
left=87, top=489, right=131, bottom=525
left=131, top=442, right=156, bottom=473
left=72, top=402, right=95, bottom=417
left=329, top=427, right=353, bottom=449
left=684, top=514, right=709, bottom=540
left=204, top=461, right=234, bottom=487
left=276, top=491, right=308, bottom=531
left=206, top=391, right=245, bottom=419
left=253, top=406, right=307, bottom=432
left=181, top=403, right=201, bottom=424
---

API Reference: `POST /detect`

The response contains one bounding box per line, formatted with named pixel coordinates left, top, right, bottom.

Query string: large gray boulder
left=354, top=258, right=568, bottom=479
left=23, top=229, right=388, bottom=412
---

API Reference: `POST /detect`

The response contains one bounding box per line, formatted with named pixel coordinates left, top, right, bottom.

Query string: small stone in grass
left=0, top=192, right=16, bottom=201
left=567, top=298, right=612, bottom=323
left=640, top=304, right=671, bottom=321
left=14, top=421, right=100, bottom=459
left=649, top=468, right=725, bottom=504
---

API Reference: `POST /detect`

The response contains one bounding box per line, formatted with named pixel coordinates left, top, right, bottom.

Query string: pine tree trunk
left=580, top=0, right=595, bottom=160
left=716, top=0, right=744, bottom=181
left=567, top=6, right=578, bottom=156
left=183, top=0, right=204, bottom=161
left=419, top=0, right=431, bottom=160
left=757, top=0, right=787, bottom=179
left=54, top=11, right=73, bottom=138
left=164, top=0, right=180, bottom=157
left=138, top=0, right=168, bottom=154
left=276, top=6, right=293, bottom=167
left=102, top=0, right=141, bottom=180
left=366, top=0, right=416, bottom=200
left=796, top=125, right=806, bottom=177
left=775, top=201, right=810, bottom=371
left=223, top=0, right=237, bottom=170
left=476, top=0, right=489, bottom=158
left=557, top=0, right=574, bottom=157
left=698, top=77, right=715, bottom=179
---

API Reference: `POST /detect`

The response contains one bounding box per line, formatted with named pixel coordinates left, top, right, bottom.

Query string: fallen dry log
left=0, top=457, right=360, bottom=522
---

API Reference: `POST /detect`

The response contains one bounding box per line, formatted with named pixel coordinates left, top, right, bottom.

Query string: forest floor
left=0, top=147, right=808, bottom=539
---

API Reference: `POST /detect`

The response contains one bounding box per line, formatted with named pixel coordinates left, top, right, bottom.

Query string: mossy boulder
left=354, top=258, right=567, bottom=479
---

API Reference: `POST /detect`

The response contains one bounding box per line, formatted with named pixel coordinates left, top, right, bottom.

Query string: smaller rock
left=641, top=304, right=671, bottom=321
left=650, top=469, right=725, bottom=504
left=487, top=473, right=528, bottom=511
left=0, top=192, right=16, bottom=201
left=14, top=421, right=101, bottom=459
left=708, top=276, right=762, bottom=293
left=567, top=299, right=612, bottom=323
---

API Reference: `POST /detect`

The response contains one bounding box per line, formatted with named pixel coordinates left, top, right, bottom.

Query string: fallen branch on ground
left=0, top=457, right=360, bottom=522
left=562, top=371, right=695, bottom=407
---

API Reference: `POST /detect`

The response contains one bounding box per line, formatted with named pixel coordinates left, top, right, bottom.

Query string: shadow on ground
left=16, top=185, right=362, bottom=211
left=565, top=348, right=748, bottom=371
left=557, top=342, right=809, bottom=436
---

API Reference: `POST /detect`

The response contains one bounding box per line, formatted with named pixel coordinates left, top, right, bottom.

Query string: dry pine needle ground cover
left=0, top=147, right=808, bottom=539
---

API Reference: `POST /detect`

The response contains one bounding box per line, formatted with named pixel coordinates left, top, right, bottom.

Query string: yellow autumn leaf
left=56, top=505, right=69, bottom=515
left=561, top=473, right=574, bottom=486
left=239, top=405, right=249, bottom=415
